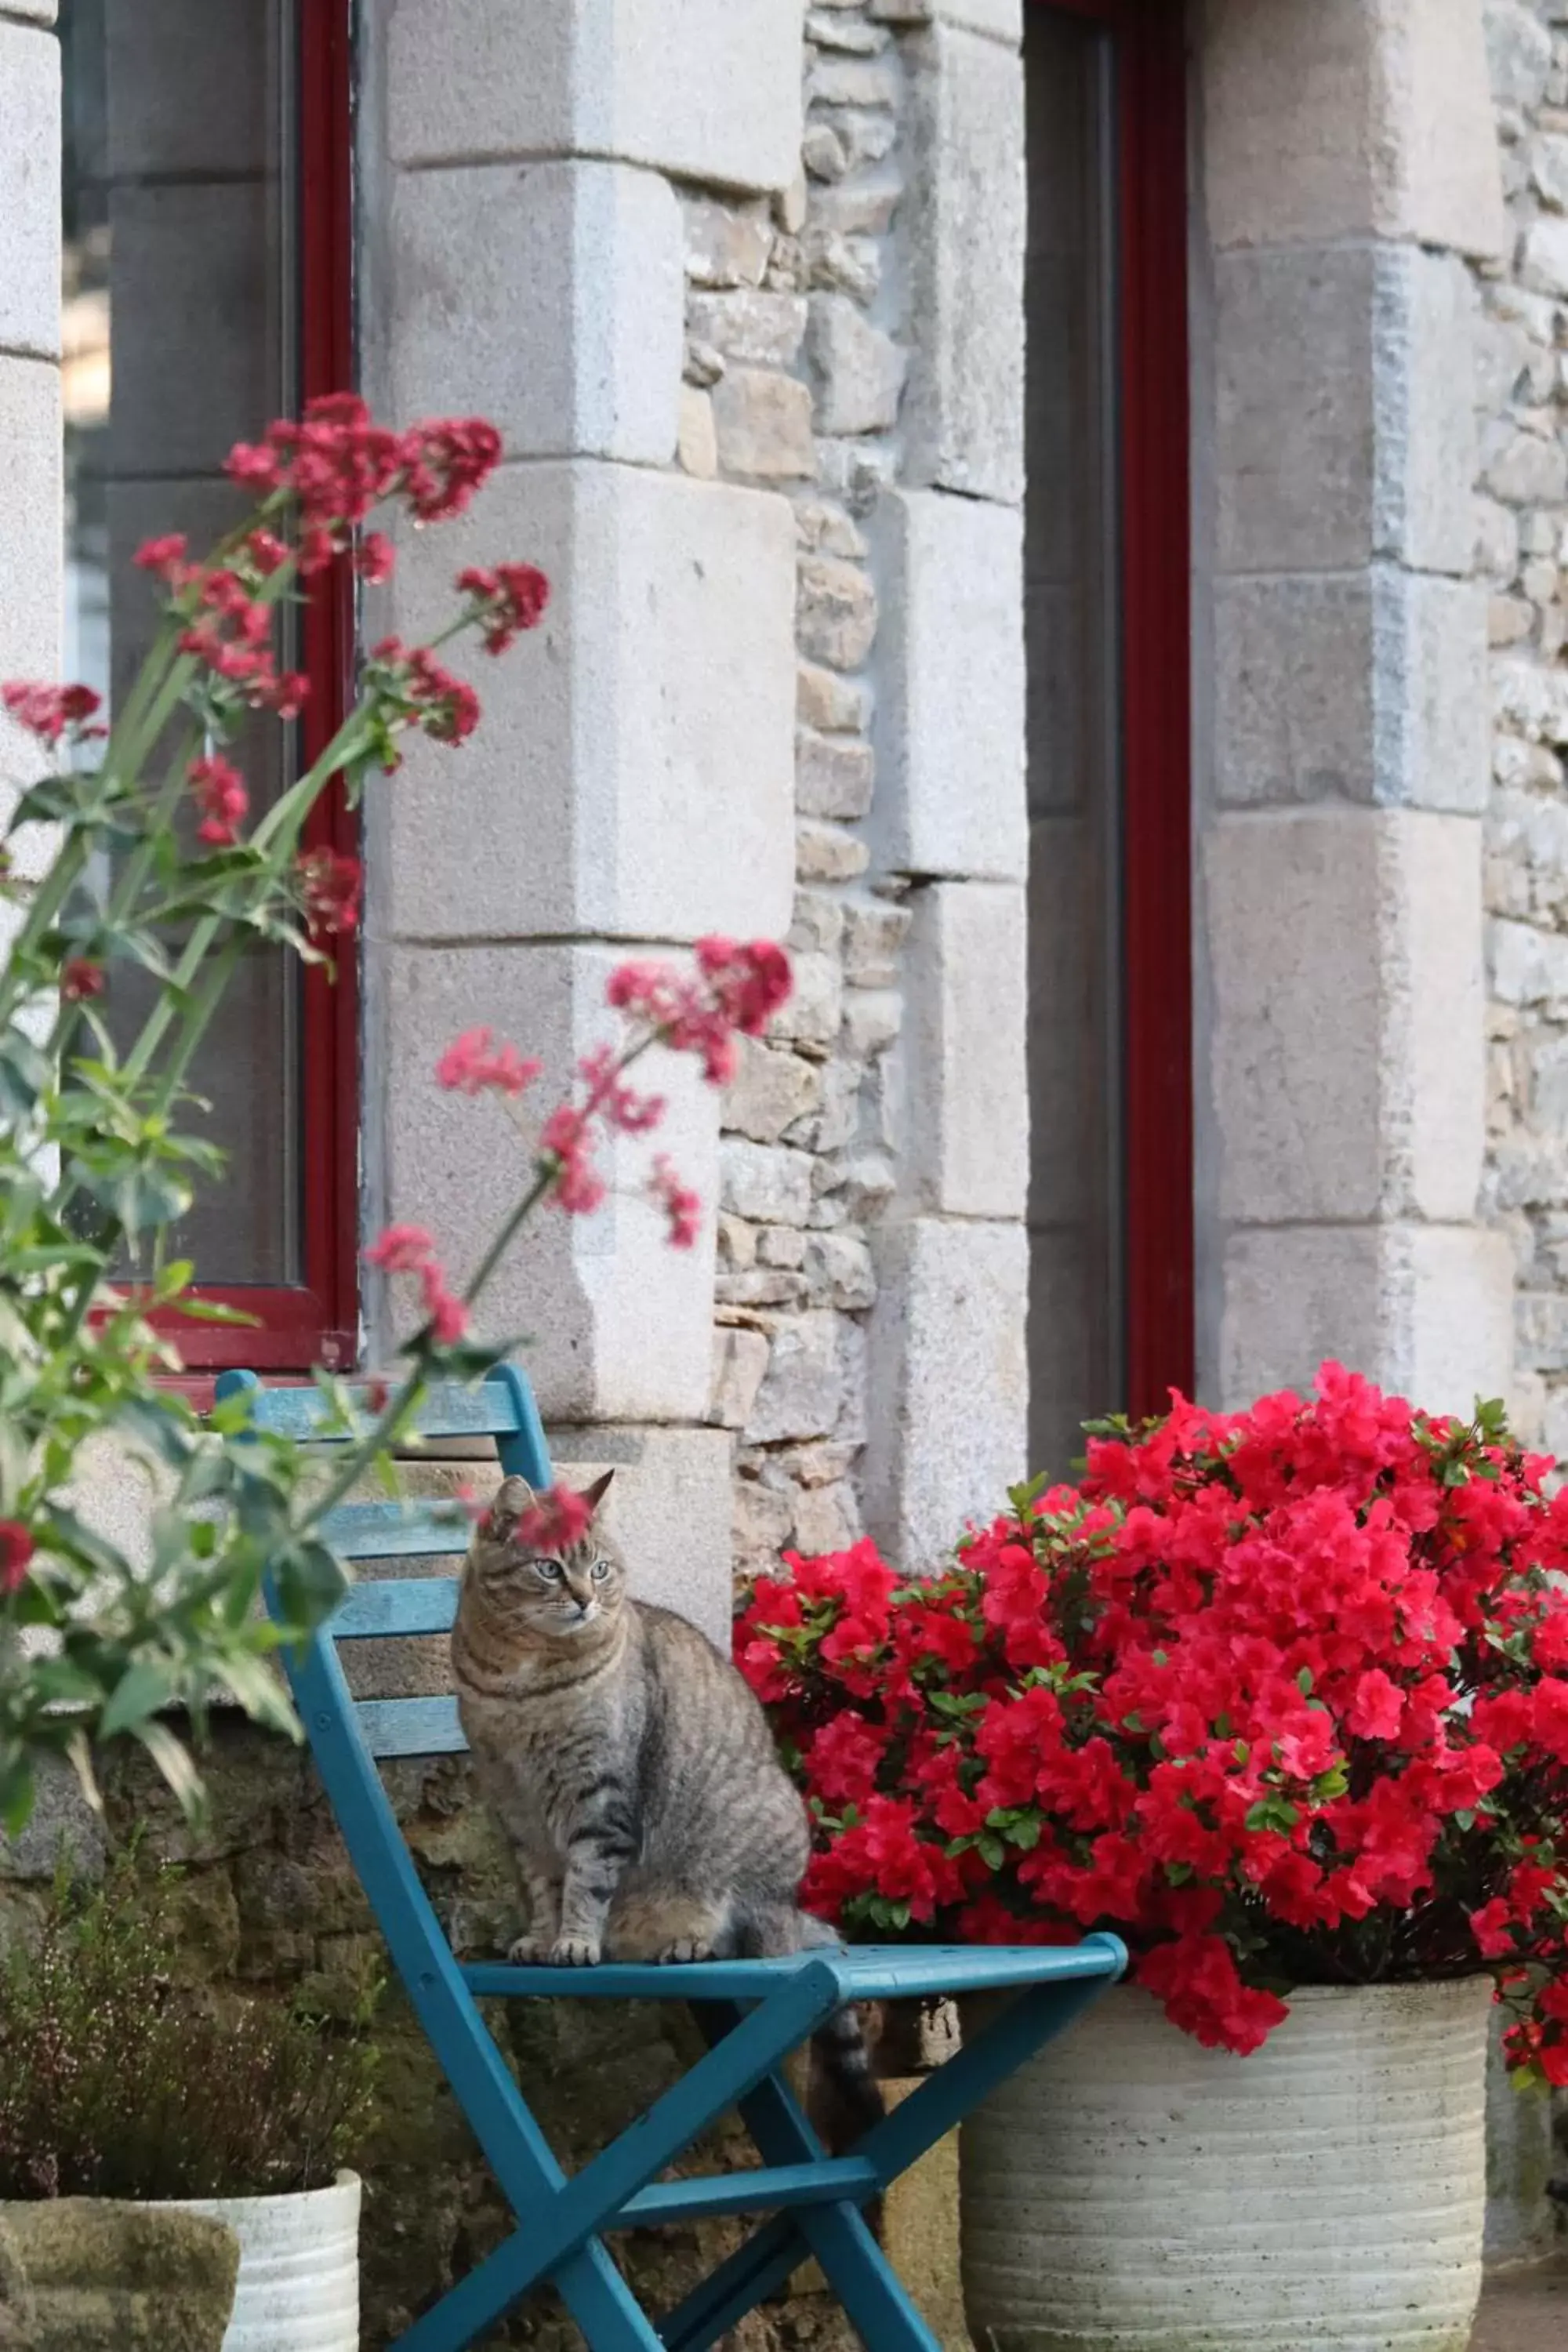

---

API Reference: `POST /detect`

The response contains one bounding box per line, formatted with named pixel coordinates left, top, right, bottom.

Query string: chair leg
left=665, top=2004, right=942, bottom=2352
left=391, top=2233, right=662, bottom=2352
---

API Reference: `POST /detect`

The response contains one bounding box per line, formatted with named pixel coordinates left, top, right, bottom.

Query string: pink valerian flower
left=577, top=1044, right=664, bottom=1134
left=539, top=1105, right=607, bottom=1215
left=456, top=562, right=550, bottom=655
left=512, top=1485, right=593, bottom=1555
left=364, top=1224, right=436, bottom=1275
left=605, top=940, right=795, bottom=1086
left=2, top=681, right=105, bottom=746
left=434, top=1026, right=543, bottom=1098
left=223, top=396, right=502, bottom=564
left=296, top=848, right=362, bottom=940
left=356, top=531, right=395, bottom=585
left=0, top=1521, right=34, bottom=1596
left=132, top=532, right=189, bottom=582
left=368, top=638, right=481, bottom=752
left=648, top=1154, right=701, bottom=1248
left=695, top=937, right=793, bottom=1037
left=362, top=1224, right=468, bottom=1347
left=187, top=753, right=249, bottom=848
left=61, top=959, right=106, bottom=1003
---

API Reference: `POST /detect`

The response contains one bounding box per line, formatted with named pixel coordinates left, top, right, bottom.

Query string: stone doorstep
left=1470, top=2257, right=1568, bottom=2352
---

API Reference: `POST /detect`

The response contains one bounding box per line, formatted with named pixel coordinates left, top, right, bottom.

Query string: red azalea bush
left=735, top=1366, right=1568, bottom=2082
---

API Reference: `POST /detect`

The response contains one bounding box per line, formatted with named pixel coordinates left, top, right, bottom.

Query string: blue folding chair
left=216, top=1366, right=1126, bottom=2352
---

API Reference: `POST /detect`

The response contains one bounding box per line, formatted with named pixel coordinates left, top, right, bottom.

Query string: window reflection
left=1025, top=11, right=1126, bottom=1477
left=59, top=0, right=303, bottom=1286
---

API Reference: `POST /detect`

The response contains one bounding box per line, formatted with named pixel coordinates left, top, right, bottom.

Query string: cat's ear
left=487, top=1475, right=535, bottom=1537
left=580, top=1468, right=615, bottom=1521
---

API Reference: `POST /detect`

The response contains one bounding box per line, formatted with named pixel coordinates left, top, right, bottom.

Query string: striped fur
left=452, top=1473, right=882, bottom=2140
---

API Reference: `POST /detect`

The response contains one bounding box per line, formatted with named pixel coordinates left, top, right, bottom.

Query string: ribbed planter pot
left=161, top=2172, right=360, bottom=2352
left=960, top=1980, right=1492, bottom=2352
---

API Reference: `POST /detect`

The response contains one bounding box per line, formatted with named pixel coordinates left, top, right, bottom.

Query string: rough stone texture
left=383, top=943, right=720, bottom=1421
left=1214, top=245, right=1479, bottom=578
left=1474, top=0, right=1568, bottom=1465
left=0, top=2201, right=240, bottom=2352
left=0, top=358, right=62, bottom=850
left=1214, top=568, right=1490, bottom=813
left=898, top=881, right=1028, bottom=1218
left=863, top=1218, right=1029, bottom=1566
left=902, top=24, right=1025, bottom=502
left=386, top=159, right=683, bottom=463
left=0, top=20, right=60, bottom=363
left=1207, top=811, right=1486, bottom=1227
left=873, top=489, right=1025, bottom=880
left=383, top=463, right=797, bottom=945
left=387, top=0, right=807, bottom=193
left=1220, top=1223, right=1515, bottom=1414
left=1201, top=0, right=1508, bottom=260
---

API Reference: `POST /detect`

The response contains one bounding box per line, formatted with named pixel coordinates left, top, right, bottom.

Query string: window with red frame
left=1025, top=0, right=1192, bottom=1472
left=59, top=0, right=357, bottom=1374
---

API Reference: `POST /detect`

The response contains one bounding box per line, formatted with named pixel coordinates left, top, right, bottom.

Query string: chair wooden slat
left=331, top=1577, right=461, bottom=1639
left=321, top=1501, right=470, bottom=1563
left=231, top=1381, right=527, bottom=1443
left=355, top=1694, right=466, bottom=1757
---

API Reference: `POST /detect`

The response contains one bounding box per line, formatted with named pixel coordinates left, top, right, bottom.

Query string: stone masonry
left=687, top=0, right=1030, bottom=1583
left=1477, top=0, right=1568, bottom=1475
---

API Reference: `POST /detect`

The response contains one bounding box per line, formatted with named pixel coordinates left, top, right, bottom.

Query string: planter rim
left=155, top=2167, right=361, bottom=2216
left=1, top=2168, right=363, bottom=2216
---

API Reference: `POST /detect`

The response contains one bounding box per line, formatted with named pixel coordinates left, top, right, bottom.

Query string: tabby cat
left=452, top=1471, right=880, bottom=2139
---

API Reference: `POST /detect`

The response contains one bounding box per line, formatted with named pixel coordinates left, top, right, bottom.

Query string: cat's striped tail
left=742, top=1907, right=884, bottom=2148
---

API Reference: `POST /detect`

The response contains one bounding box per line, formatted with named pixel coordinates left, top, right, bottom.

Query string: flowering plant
left=737, top=1367, right=1568, bottom=2084
left=2, top=391, right=789, bottom=1831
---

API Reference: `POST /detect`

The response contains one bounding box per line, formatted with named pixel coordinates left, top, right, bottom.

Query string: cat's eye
left=592, top=1560, right=611, bottom=1583
left=533, top=1560, right=563, bottom=1582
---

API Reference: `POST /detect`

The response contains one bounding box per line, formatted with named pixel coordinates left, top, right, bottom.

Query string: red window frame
left=155, top=3, right=360, bottom=1383
left=1033, top=0, right=1194, bottom=1418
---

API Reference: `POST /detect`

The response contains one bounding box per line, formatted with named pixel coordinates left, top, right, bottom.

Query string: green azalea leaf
left=100, top=1657, right=176, bottom=1740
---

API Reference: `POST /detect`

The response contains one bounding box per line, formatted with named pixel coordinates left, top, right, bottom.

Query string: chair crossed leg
left=390, top=1957, right=1113, bottom=2352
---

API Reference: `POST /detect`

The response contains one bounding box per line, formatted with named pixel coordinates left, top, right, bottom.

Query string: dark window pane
left=60, top=0, right=303, bottom=1286
left=1025, top=10, right=1126, bottom=1476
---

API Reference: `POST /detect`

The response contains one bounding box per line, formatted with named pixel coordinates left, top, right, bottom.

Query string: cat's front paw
left=656, top=1936, right=715, bottom=1964
left=506, top=1933, right=550, bottom=1965
left=548, top=1934, right=601, bottom=1967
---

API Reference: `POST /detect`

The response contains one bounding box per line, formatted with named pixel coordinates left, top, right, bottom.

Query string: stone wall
left=685, top=0, right=1030, bottom=1582
left=1478, top=0, right=1568, bottom=1469
left=1191, top=0, right=1515, bottom=1413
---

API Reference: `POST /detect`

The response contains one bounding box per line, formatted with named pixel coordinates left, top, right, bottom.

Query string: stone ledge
left=383, top=462, right=797, bottom=945
left=387, top=0, right=805, bottom=194
left=1202, top=0, right=1508, bottom=261
left=385, top=160, right=682, bottom=465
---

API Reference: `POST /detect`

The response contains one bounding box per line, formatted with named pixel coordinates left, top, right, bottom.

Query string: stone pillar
left=363, top=0, right=804, bottom=1642
left=0, top=5, right=62, bottom=941
left=862, top=5, right=1030, bottom=1566
left=1195, top=0, right=1515, bottom=1411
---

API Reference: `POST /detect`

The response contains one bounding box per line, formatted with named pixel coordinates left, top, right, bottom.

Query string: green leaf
left=217, top=1653, right=300, bottom=1739
left=977, top=1832, right=1006, bottom=1870
left=131, top=1719, right=205, bottom=1821
left=0, top=1026, right=50, bottom=1124
left=100, top=1657, right=176, bottom=1740
left=172, top=1296, right=263, bottom=1327
left=0, top=1756, right=35, bottom=1838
